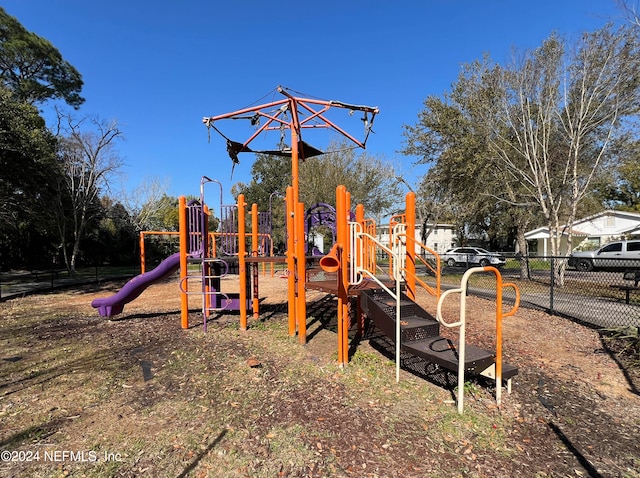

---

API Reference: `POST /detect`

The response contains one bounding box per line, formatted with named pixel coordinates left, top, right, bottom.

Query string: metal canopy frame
left=202, top=85, right=379, bottom=163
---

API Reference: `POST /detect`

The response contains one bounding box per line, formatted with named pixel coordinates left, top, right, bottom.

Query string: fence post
left=549, top=256, right=555, bottom=314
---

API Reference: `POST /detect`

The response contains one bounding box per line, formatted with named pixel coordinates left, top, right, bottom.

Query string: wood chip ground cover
left=0, top=275, right=638, bottom=477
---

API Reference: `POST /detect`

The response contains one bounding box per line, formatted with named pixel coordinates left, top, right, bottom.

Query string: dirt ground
left=1, top=274, right=639, bottom=477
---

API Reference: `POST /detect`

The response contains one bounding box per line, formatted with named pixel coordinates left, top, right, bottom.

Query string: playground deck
left=306, top=275, right=397, bottom=297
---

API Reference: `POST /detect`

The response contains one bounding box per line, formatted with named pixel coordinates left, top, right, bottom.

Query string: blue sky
left=5, top=0, right=625, bottom=205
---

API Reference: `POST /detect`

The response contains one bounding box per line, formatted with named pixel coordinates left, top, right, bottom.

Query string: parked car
left=440, top=247, right=506, bottom=268
left=568, top=240, right=640, bottom=272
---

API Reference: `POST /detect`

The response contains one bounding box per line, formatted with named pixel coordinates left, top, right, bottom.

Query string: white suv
left=440, top=247, right=506, bottom=268
left=568, top=240, right=640, bottom=271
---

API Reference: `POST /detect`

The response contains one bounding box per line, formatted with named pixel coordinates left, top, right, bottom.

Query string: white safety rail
left=436, top=267, right=520, bottom=413
left=350, top=220, right=516, bottom=414
left=349, top=221, right=408, bottom=381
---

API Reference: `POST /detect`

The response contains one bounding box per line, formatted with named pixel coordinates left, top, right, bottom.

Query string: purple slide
left=91, top=252, right=181, bottom=317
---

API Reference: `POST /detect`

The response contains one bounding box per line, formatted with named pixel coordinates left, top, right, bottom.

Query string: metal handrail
left=201, top=257, right=229, bottom=277
left=350, top=220, right=521, bottom=412
left=349, top=222, right=403, bottom=380
left=396, top=232, right=441, bottom=300
left=436, top=266, right=520, bottom=413
left=349, top=221, right=446, bottom=382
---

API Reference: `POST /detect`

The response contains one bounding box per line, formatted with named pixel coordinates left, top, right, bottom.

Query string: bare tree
left=616, top=0, right=640, bottom=26
left=402, top=57, right=538, bottom=278
left=403, top=26, right=640, bottom=283
left=486, top=26, right=640, bottom=282
left=119, top=176, right=172, bottom=231
left=55, top=112, right=123, bottom=271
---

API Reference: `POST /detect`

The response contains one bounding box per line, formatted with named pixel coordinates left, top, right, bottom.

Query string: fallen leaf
left=246, top=358, right=261, bottom=368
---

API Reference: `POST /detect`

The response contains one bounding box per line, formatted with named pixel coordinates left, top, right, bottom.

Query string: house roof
left=524, top=227, right=551, bottom=240
left=524, top=227, right=588, bottom=240
left=623, top=224, right=640, bottom=235
left=525, top=210, right=640, bottom=240
left=573, top=209, right=640, bottom=225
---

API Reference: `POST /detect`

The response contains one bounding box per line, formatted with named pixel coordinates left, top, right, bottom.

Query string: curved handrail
left=436, top=266, right=520, bottom=413
left=202, top=257, right=230, bottom=277
left=348, top=223, right=403, bottom=380
left=350, top=228, right=400, bottom=285
left=209, top=291, right=232, bottom=309
left=178, top=275, right=190, bottom=294
left=349, top=222, right=445, bottom=382
left=387, top=214, right=406, bottom=278
left=501, top=282, right=520, bottom=317
left=436, top=287, right=465, bottom=328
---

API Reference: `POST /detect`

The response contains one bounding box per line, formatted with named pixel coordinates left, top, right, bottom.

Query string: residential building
left=376, top=223, right=457, bottom=254
left=525, top=210, right=640, bottom=256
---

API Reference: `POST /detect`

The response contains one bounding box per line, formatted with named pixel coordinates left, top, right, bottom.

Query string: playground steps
left=359, top=288, right=518, bottom=382
left=306, top=267, right=397, bottom=296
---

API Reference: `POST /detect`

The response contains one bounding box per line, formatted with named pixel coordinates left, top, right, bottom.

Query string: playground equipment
left=200, top=87, right=521, bottom=411
left=310, top=186, right=521, bottom=413
left=178, top=184, right=253, bottom=332
left=305, top=203, right=336, bottom=255
left=90, top=177, right=264, bottom=330
left=94, top=86, right=521, bottom=412
left=90, top=253, right=181, bottom=317
left=203, top=86, right=379, bottom=343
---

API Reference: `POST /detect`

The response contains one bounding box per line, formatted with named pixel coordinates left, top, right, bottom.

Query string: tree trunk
left=515, top=227, right=529, bottom=281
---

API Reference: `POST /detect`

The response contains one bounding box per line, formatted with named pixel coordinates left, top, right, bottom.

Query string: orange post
left=296, top=201, right=307, bottom=343
left=286, top=113, right=306, bottom=341
left=139, top=232, right=146, bottom=274
left=238, top=194, right=248, bottom=331
left=179, top=196, right=189, bottom=329
left=342, top=191, right=351, bottom=363
left=286, top=187, right=296, bottom=336
left=335, top=187, right=345, bottom=365
left=405, top=192, right=416, bottom=301
left=482, top=266, right=520, bottom=406
left=336, top=185, right=350, bottom=365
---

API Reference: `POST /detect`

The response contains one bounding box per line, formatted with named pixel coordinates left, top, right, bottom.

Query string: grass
left=3, top=277, right=639, bottom=477
left=0, top=289, right=520, bottom=477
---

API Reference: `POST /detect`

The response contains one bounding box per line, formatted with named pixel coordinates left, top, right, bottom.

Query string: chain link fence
left=0, top=264, right=139, bottom=301
left=4, top=255, right=640, bottom=330
left=442, top=255, right=640, bottom=329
